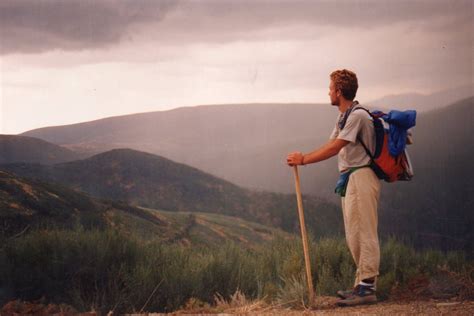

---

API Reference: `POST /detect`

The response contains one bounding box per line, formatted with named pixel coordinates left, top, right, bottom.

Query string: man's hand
left=287, top=152, right=304, bottom=166
left=286, top=139, right=349, bottom=167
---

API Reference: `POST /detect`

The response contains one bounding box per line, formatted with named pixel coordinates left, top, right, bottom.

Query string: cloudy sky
left=1, top=0, right=472, bottom=134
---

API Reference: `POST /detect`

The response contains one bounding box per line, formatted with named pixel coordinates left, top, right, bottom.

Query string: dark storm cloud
left=0, top=0, right=177, bottom=54
left=1, top=0, right=471, bottom=54
left=179, top=0, right=470, bottom=29
left=161, top=0, right=472, bottom=43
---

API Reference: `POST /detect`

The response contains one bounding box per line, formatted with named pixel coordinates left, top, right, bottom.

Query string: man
left=287, top=69, right=381, bottom=306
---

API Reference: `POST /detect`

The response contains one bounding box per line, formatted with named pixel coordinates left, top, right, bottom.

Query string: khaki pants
left=341, top=167, right=381, bottom=286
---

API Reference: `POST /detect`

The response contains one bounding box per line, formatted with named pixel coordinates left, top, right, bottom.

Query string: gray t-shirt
left=329, top=105, right=375, bottom=172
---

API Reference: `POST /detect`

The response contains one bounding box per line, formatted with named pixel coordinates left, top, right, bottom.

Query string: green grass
left=115, top=208, right=292, bottom=247
left=0, top=229, right=471, bottom=314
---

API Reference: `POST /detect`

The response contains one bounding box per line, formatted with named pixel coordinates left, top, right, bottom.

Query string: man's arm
left=286, top=138, right=349, bottom=166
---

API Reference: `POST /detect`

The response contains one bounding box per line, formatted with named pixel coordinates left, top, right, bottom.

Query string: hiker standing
left=287, top=69, right=380, bottom=306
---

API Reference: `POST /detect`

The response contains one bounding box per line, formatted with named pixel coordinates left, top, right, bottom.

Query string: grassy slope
left=0, top=170, right=290, bottom=248
left=0, top=148, right=342, bottom=237
left=111, top=208, right=291, bottom=247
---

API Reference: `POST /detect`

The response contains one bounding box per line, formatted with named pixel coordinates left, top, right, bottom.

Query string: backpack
left=341, top=106, right=415, bottom=182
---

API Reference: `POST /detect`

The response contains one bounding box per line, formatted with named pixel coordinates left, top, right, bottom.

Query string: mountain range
left=0, top=169, right=290, bottom=248
left=5, top=91, right=473, bottom=251
left=20, top=89, right=474, bottom=198
left=0, top=148, right=342, bottom=237
left=367, top=84, right=473, bottom=112
left=20, top=103, right=338, bottom=196
left=0, top=169, right=136, bottom=236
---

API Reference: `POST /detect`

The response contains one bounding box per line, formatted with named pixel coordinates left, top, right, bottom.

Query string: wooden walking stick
left=293, top=165, right=315, bottom=304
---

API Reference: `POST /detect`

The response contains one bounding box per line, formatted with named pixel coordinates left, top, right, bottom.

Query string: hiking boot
left=337, top=281, right=376, bottom=299
left=336, top=284, right=377, bottom=307
left=336, top=289, right=354, bottom=299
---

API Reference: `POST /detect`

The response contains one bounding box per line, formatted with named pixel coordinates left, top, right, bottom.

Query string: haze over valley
left=2, top=93, right=473, bottom=252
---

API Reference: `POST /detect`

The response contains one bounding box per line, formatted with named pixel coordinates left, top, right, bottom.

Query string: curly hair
left=330, top=69, right=358, bottom=101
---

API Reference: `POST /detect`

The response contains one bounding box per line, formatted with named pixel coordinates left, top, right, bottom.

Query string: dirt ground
left=2, top=271, right=473, bottom=316
left=256, top=298, right=474, bottom=316
left=2, top=298, right=474, bottom=315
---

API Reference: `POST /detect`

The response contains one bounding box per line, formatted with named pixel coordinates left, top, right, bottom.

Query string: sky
left=1, top=0, right=472, bottom=134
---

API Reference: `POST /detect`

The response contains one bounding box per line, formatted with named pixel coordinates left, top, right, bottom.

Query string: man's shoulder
left=350, top=106, right=372, bottom=121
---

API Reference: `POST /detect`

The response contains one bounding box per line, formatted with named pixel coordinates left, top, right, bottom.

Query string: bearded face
left=328, top=80, right=340, bottom=106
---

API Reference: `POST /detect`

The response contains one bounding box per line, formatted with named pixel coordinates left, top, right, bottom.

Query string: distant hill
left=1, top=148, right=252, bottom=214
left=21, top=103, right=339, bottom=196
left=0, top=135, right=83, bottom=164
left=0, top=169, right=114, bottom=236
left=0, top=170, right=290, bottom=248
left=0, top=149, right=342, bottom=236
left=377, top=97, right=474, bottom=251
left=17, top=96, right=474, bottom=251
left=21, top=86, right=473, bottom=197
left=367, top=85, right=474, bottom=112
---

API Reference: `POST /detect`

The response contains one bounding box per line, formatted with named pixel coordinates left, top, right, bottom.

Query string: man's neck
left=338, top=99, right=355, bottom=113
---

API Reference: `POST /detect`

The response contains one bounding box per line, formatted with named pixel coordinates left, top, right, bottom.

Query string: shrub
left=0, top=229, right=140, bottom=313
left=0, top=229, right=471, bottom=313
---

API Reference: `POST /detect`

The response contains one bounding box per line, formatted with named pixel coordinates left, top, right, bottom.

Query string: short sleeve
left=337, top=111, right=364, bottom=143
left=329, top=114, right=341, bottom=139
left=329, top=124, right=338, bottom=139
